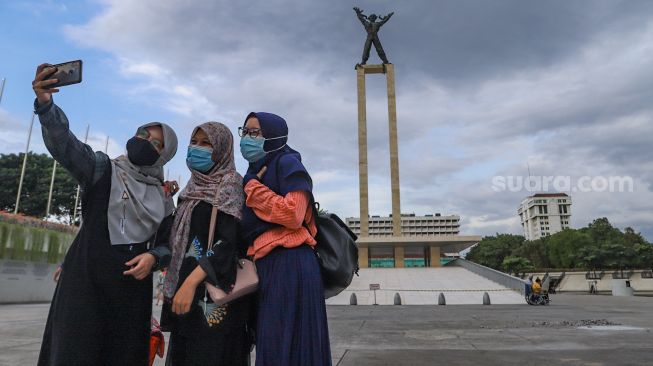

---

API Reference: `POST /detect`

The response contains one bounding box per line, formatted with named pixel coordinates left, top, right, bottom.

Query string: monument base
left=356, top=235, right=481, bottom=269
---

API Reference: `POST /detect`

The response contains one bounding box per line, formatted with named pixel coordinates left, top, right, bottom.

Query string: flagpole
left=14, top=113, right=35, bottom=214
left=72, top=125, right=90, bottom=223
left=0, top=78, right=6, bottom=105
left=46, top=160, right=57, bottom=217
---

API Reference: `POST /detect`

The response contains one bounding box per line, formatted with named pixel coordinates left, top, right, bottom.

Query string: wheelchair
left=526, top=291, right=550, bottom=305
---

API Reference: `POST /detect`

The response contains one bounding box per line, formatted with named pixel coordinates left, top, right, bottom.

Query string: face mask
left=126, top=136, right=159, bottom=166
left=240, top=135, right=287, bottom=163
left=186, top=145, right=215, bottom=173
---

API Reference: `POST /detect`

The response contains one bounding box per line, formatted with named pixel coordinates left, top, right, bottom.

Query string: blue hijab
left=241, top=112, right=313, bottom=246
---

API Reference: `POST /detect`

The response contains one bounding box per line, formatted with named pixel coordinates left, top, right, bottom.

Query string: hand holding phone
left=32, top=60, right=83, bottom=105
left=32, top=64, right=60, bottom=105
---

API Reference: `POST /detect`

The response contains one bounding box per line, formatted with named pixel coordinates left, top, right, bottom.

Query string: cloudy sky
left=1, top=0, right=652, bottom=239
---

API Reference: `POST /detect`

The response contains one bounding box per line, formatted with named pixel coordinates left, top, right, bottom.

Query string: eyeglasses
left=136, top=127, right=163, bottom=152
left=238, top=127, right=262, bottom=138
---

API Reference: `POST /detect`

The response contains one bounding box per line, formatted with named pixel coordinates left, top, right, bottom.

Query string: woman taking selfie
left=239, top=112, right=331, bottom=366
left=160, top=122, right=252, bottom=365
left=32, top=63, right=178, bottom=365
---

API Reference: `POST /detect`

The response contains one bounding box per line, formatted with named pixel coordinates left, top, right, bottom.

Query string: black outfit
left=160, top=202, right=253, bottom=366
left=36, top=99, right=172, bottom=366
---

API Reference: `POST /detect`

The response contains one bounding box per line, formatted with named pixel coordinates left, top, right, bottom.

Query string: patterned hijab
left=108, top=122, right=178, bottom=245
left=163, top=121, right=244, bottom=298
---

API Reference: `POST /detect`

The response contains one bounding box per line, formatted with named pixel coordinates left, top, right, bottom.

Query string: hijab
left=108, top=122, right=178, bottom=245
left=240, top=112, right=312, bottom=246
left=163, top=122, right=244, bottom=298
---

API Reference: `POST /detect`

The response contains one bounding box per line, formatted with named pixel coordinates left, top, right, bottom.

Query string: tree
left=466, top=234, right=525, bottom=270
left=511, top=238, right=551, bottom=269
left=633, top=243, right=653, bottom=269
left=502, top=256, right=534, bottom=274
left=577, top=245, right=606, bottom=277
left=473, top=217, right=651, bottom=273
left=0, top=153, right=78, bottom=222
left=546, top=229, right=593, bottom=269
left=582, top=217, right=623, bottom=245
left=623, top=227, right=647, bottom=247
left=603, top=243, right=636, bottom=277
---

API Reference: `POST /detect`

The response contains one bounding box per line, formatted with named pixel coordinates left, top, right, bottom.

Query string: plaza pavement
left=1, top=294, right=652, bottom=365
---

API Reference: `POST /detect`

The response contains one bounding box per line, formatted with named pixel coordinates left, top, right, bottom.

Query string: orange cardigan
left=244, top=180, right=317, bottom=260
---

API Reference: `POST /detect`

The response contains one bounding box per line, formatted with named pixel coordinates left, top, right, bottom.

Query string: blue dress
left=255, top=245, right=332, bottom=366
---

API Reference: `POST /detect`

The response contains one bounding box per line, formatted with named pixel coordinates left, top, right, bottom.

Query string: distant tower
left=518, top=193, right=572, bottom=240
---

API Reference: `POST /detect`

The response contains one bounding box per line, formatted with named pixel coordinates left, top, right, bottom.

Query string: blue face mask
left=240, top=135, right=287, bottom=163
left=186, top=145, right=215, bottom=173
left=240, top=136, right=266, bottom=163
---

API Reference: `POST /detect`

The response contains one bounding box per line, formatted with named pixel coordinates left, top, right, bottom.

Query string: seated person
left=532, top=278, right=542, bottom=295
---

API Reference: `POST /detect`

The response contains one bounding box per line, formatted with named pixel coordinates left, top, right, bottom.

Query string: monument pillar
left=386, top=64, right=401, bottom=236
left=356, top=66, right=369, bottom=237
left=356, top=64, right=402, bottom=237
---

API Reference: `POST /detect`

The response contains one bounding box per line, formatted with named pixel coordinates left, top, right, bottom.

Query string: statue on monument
left=354, top=7, right=394, bottom=68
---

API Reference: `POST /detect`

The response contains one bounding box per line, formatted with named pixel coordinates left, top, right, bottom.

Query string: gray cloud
left=59, top=0, right=653, bottom=239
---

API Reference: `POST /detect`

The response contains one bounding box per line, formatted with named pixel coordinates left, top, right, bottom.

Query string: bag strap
left=202, top=189, right=221, bottom=312
left=206, top=189, right=221, bottom=252
left=303, top=198, right=320, bottom=238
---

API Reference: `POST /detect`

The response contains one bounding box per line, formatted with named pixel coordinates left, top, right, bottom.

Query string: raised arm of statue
left=353, top=7, right=368, bottom=24
left=379, top=12, right=394, bottom=26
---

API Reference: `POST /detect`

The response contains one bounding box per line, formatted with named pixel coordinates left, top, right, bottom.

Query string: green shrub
left=0, top=221, right=73, bottom=263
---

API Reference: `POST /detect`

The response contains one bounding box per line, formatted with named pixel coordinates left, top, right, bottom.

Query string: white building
left=518, top=193, right=572, bottom=241
left=346, top=213, right=460, bottom=237
left=345, top=213, right=479, bottom=268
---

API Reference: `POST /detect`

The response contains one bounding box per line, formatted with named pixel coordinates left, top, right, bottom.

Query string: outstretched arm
left=379, top=12, right=394, bottom=26
left=353, top=7, right=368, bottom=24
left=32, top=64, right=108, bottom=189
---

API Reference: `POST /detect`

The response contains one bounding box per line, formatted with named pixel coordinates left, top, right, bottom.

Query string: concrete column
left=429, top=246, right=441, bottom=267
left=394, top=246, right=405, bottom=268
left=356, top=66, right=369, bottom=237
left=358, top=246, right=369, bottom=268
left=385, top=64, right=401, bottom=236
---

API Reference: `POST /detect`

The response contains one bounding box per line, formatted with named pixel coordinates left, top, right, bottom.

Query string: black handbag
left=309, top=202, right=359, bottom=299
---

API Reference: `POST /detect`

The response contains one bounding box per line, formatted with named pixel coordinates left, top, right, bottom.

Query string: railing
left=611, top=270, right=633, bottom=279
left=451, top=259, right=530, bottom=295
left=586, top=271, right=605, bottom=280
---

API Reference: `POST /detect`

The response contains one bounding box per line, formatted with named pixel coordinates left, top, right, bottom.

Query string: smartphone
left=45, top=60, right=83, bottom=88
